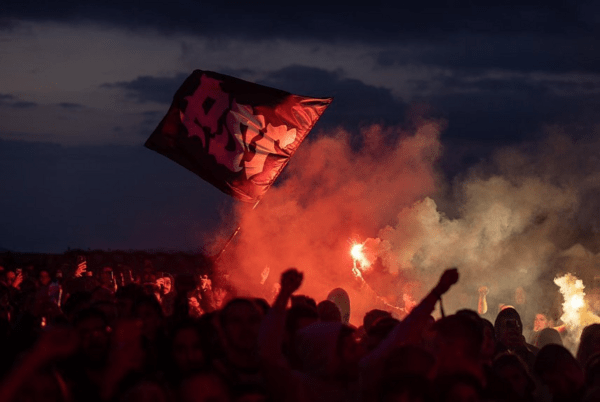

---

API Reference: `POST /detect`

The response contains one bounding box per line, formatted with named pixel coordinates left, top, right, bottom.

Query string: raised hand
left=280, top=268, right=303, bottom=296
left=478, top=286, right=489, bottom=296
left=75, top=260, right=87, bottom=277
left=433, top=268, right=459, bottom=296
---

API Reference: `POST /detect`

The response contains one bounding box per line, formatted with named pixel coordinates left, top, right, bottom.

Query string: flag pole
left=214, top=200, right=260, bottom=263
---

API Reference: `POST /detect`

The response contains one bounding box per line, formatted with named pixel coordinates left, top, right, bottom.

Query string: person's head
left=317, top=300, right=342, bottom=323
left=100, top=266, right=114, bottom=287
left=179, top=370, right=230, bottom=402
left=199, top=274, right=211, bottom=291
left=576, top=323, right=600, bottom=366
left=363, top=316, right=400, bottom=352
left=132, top=294, right=165, bottom=340
left=515, top=287, right=526, bottom=305
left=290, top=295, right=317, bottom=309
left=170, top=320, right=208, bottom=374
left=5, top=270, right=15, bottom=285
left=494, top=308, right=523, bottom=349
left=434, top=314, right=483, bottom=365
left=219, top=298, right=263, bottom=353
left=161, top=276, right=173, bottom=295
left=363, top=309, right=392, bottom=334
left=535, top=327, right=563, bottom=349
left=38, top=269, right=52, bottom=287
left=285, top=304, right=319, bottom=336
left=73, top=307, right=111, bottom=367
left=533, top=312, right=553, bottom=332
left=295, top=322, right=364, bottom=381
left=213, top=287, right=228, bottom=309
left=534, top=344, right=585, bottom=399
left=492, top=352, right=535, bottom=399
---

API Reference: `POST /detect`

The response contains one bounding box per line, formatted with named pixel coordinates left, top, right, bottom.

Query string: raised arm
left=386, top=268, right=459, bottom=346
left=359, top=268, right=459, bottom=398
left=478, top=286, right=489, bottom=315
left=257, top=268, right=303, bottom=401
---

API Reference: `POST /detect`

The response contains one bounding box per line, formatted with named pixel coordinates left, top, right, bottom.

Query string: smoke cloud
left=217, top=116, right=443, bottom=323
left=217, top=119, right=600, bottom=329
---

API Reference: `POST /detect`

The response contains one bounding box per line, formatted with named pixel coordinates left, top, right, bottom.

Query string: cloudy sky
left=1, top=1, right=599, bottom=254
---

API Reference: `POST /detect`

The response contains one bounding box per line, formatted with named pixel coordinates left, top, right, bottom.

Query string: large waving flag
left=145, top=70, right=332, bottom=203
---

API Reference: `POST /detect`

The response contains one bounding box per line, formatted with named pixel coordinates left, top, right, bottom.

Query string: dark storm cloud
left=0, top=138, right=232, bottom=253
left=376, top=34, right=600, bottom=74
left=259, top=65, right=406, bottom=130
left=101, top=73, right=189, bottom=104
left=419, top=71, right=600, bottom=178
left=102, top=65, right=406, bottom=132
left=1, top=1, right=594, bottom=40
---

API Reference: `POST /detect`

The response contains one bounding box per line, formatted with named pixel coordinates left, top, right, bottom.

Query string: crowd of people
left=0, top=258, right=600, bottom=402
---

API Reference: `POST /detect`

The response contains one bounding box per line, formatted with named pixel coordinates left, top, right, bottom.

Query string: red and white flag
left=145, top=70, right=332, bottom=203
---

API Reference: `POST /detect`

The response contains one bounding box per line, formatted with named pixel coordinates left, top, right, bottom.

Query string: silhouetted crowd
left=1, top=260, right=600, bottom=402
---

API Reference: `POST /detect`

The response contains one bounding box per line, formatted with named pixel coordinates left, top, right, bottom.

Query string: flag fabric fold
left=145, top=69, right=332, bottom=203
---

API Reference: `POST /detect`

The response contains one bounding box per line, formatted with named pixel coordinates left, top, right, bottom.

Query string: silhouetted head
left=219, top=298, right=263, bottom=353
left=534, top=344, right=584, bottom=399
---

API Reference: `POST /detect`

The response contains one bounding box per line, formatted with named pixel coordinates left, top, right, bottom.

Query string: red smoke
left=217, top=118, right=444, bottom=324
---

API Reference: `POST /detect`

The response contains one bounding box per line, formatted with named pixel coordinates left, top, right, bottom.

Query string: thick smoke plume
left=218, top=122, right=600, bottom=329
left=218, top=119, right=444, bottom=323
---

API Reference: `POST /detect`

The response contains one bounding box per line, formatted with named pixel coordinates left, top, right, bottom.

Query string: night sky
left=1, top=1, right=599, bottom=253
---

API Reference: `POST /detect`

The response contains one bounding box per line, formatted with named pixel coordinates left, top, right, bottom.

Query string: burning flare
left=351, top=242, right=372, bottom=277
left=349, top=240, right=405, bottom=316
left=554, top=273, right=600, bottom=350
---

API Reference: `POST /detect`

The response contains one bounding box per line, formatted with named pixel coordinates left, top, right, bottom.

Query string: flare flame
left=554, top=273, right=600, bottom=350
left=349, top=240, right=405, bottom=315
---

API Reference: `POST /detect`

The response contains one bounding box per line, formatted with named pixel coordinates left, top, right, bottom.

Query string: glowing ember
left=554, top=272, right=600, bottom=351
